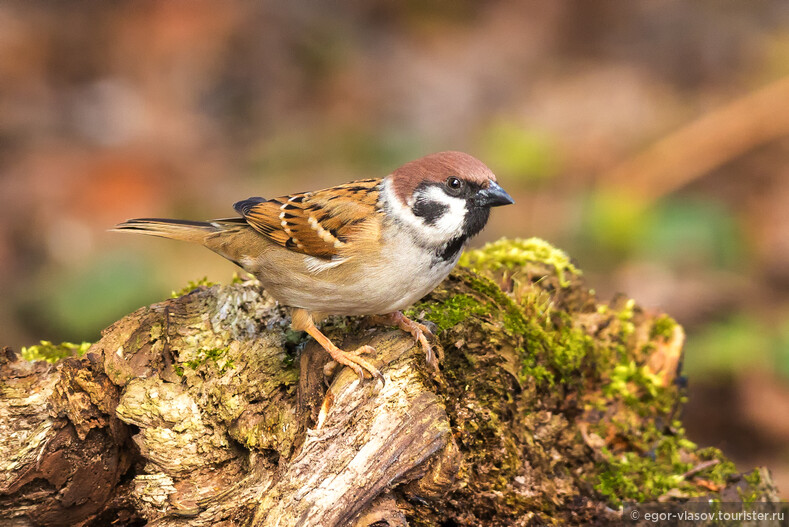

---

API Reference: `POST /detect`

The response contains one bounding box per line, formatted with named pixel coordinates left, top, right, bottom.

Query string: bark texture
left=0, top=239, right=783, bottom=526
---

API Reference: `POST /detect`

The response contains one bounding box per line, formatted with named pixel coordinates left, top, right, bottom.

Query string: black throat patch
left=463, top=205, right=491, bottom=238
left=437, top=235, right=467, bottom=262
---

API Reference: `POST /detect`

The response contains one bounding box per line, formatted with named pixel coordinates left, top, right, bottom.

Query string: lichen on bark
left=0, top=237, right=783, bottom=527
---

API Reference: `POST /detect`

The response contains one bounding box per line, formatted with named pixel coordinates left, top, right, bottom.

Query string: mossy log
left=0, top=239, right=783, bottom=526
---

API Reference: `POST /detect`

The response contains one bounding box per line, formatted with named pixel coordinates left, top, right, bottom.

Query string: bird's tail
left=111, top=218, right=221, bottom=244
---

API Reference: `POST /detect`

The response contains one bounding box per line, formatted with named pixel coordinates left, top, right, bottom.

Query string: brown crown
left=389, top=151, right=496, bottom=203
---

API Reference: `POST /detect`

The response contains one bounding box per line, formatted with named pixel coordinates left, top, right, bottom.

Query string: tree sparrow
left=113, top=151, right=513, bottom=383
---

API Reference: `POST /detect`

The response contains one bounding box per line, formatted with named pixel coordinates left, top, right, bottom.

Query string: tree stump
left=0, top=239, right=783, bottom=526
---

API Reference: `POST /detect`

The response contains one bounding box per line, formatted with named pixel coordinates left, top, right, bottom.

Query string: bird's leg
left=291, top=308, right=383, bottom=384
left=375, top=311, right=438, bottom=370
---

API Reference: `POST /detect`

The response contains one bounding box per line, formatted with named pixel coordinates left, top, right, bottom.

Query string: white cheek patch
left=381, top=179, right=467, bottom=245
left=417, top=185, right=467, bottom=238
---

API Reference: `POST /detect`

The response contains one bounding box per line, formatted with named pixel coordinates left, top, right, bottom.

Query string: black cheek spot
left=412, top=198, right=449, bottom=226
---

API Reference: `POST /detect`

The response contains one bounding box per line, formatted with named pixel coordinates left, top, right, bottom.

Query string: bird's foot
left=385, top=311, right=438, bottom=370
left=324, top=343, right=383, bottom=385
left=291, top=308, right=383, bottom=386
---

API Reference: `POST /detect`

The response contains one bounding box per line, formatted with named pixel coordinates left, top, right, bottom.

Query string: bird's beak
left=475, top=181, right=515, bottom=208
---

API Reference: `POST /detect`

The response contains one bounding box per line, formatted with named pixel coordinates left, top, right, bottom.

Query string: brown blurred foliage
left=1, top=0, right=788, bottom=497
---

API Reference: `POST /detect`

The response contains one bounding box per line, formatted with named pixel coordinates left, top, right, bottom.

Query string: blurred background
left=1, top=1, right=788, bottom=496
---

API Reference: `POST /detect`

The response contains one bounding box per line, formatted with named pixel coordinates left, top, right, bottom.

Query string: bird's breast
left=245, top=225, right=461, bottom=316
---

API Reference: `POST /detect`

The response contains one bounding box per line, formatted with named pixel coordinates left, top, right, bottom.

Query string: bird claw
left=369, top=367, right=385, bottom=386
left=350, top=345, right=375, bottom=356
left=390, top=312, right=439, bottom=371
left=419, top=320, right=438, bottom=338
left=414, top=320, right=435, bottom=339
left=351, top=363, right=365, bottom=384
left=293, top=309, right=384, bottom=388
left=326, top=345, right=384, bottom=386
left=415, top=330, right=436, bottom=370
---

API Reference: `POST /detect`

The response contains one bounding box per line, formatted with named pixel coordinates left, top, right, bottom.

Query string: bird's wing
left=234, top=178, right=382, bottom=259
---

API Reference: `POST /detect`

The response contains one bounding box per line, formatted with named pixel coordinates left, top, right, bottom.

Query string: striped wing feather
left=236, top=178, right=382, bottom=259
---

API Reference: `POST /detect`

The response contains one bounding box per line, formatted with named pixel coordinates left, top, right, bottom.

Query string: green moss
left=584, top=300, right=705, bottom=508
left=650, top=314, right=677, bottom=340
left=743, top=468, right=762, bottom=488
left=459, top=237, right=579, bottom=287
left=697, top=447, right=738, bottom=485
left=415, top=261, right=592, bottom=390
left=740, top=468, right=766, bottom=504
left=595, top=447, right=685, bottom=506
left=21, top=340, right=91, bottom=363
left=416, top=293, right=491, bottom=332
left=398, top=237, right=769, bottom=522
left=548, top=327, right=592, bottom=379
left=604, top=360, right=662, bottom=404
left=616, top=298, right=636, bottom=339
left=463, top=273, right=530, bottom=336
left=171, top=277, right=218, bottom=298
left=182, top=347, right=234, bottom=373
left=593, top=431, right=736, bottom=507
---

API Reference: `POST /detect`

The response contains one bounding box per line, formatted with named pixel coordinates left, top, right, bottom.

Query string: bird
left=113, top=151, right=513, bottom=384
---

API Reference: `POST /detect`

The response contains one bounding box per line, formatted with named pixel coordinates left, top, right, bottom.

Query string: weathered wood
left=1, top=280, right=455, bottom=527
left=253, top=332, right=455, bottom=527
left=0, top=239, right=784, bottom=526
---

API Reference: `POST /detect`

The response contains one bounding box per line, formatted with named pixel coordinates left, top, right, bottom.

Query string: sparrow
left=113, top=151, right=514, bottom=383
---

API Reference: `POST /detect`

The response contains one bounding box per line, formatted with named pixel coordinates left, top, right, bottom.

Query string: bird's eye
left=445, top=176, right=463, bottom=194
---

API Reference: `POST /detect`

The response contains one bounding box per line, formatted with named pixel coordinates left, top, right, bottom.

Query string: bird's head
left=382, top=151, right=514, bottom=258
